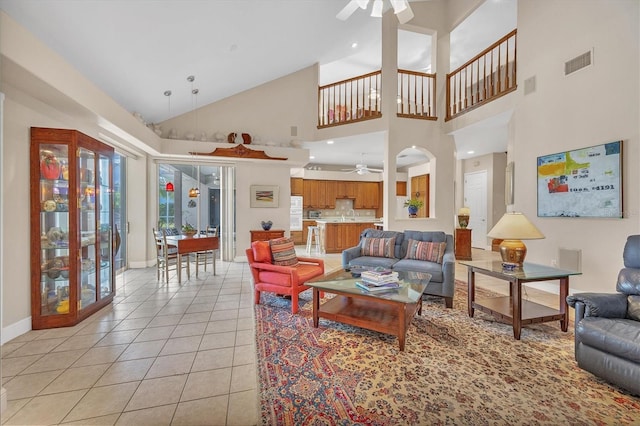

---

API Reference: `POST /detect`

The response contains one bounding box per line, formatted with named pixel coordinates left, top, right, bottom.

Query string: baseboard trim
left=1, top=316, right=31, bottom=345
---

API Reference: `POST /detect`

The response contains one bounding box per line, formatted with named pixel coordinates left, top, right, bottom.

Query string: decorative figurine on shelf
left=261, top=220, right=273, bottom=231
left=404, top=199, right=424, bottom=218
left=40, top=150, right=61, bottom=180
left=458, top=207, right=470, bottom=228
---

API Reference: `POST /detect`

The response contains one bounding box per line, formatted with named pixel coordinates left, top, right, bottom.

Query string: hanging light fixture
left=188, top=163, right=200, bottom=198
left=166, top=182, right=174, bottom=192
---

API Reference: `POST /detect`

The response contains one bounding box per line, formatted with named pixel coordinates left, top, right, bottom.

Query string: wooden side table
left=250, top=229, right=285, bottom=242
left=454, top=228, right=472, bottom=260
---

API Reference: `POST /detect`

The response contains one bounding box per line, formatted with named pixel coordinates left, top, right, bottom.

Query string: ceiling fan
left=342, top=154, right=384, bottom=175
left=337, top=0, right=415, bottom=24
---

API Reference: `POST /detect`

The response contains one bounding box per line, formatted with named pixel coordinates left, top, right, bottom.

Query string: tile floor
left=0, top=247, right=569, bottom=425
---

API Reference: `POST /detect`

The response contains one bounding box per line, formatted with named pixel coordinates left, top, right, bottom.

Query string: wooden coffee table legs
left=311, top=288, right=421, bottom=351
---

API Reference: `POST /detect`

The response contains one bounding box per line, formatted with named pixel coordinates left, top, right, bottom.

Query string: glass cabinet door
left=39, top=144, right=71, bottom=316
left=78, top=148, right=97, bottom=311
left=98, top=153, right=113, bottom=299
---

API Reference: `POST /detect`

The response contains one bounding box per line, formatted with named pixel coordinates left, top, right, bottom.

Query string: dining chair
left=153, top=228, right=189, bottom=283
left=194, top=226, right=218, bottom=276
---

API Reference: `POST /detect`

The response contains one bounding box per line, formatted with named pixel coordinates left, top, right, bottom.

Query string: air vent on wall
left=565, top=50, right=593, bottom=76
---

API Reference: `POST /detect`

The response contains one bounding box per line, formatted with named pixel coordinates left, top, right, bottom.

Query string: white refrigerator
left=290, top=196, right=303, bottom=231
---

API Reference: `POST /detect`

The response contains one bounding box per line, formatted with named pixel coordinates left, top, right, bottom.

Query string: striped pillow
left=270, top=237, right=299, bottom=267
left=361, top=237, right=396, bottom=258
left=405, top=239, right=447, bottom=264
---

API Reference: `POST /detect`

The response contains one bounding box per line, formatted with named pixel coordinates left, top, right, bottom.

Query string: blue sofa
left=342, top=229, right=456, bottom=307
left=566, top=235, right=640, bottom=395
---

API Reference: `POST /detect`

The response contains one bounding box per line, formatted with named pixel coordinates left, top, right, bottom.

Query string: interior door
left=464, top=171, right=487, bottom=249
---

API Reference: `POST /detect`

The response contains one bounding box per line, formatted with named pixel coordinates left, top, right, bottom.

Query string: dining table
left=165, top=234, right=219, bottom=283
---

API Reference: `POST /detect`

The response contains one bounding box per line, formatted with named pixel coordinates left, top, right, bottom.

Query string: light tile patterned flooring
left=1, top=247, right=568, bottom=425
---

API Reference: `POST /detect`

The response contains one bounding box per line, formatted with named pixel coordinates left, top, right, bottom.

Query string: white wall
left=514, top=0, right=639, bottom=293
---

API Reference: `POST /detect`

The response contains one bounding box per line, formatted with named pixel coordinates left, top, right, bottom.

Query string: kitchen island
left=315, top=218, right=382, bottom=254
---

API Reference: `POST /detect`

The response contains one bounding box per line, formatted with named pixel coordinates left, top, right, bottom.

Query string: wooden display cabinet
left=455, top=228, right=472, bottom=261
left=30, top=127, right=115, bottom=329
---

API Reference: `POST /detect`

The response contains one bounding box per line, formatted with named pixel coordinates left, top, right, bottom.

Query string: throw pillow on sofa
left=404, top=239, right=446, bottom=264
left=361, top=237, right=396, bottom=258
left=270, top=237, right=299, bottom=267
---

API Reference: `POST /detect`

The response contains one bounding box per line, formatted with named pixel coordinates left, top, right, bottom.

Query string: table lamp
left=487, top=212, right=545, bottom=267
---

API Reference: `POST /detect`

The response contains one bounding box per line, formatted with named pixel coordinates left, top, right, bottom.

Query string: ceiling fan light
left=356, top=0, right=370, bottom=9
left=371, top=0, right=383, bottom=18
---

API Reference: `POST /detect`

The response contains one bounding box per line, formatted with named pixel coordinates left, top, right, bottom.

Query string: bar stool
left=306, top=226, right=322, bottom=255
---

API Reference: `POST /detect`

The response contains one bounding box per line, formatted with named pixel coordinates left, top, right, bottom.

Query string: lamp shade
left=487, top=212, right=544, bottom=240
left=165, top=182, right=174, bottom=192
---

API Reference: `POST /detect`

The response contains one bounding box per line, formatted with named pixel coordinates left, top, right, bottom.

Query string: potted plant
left=182, top=223, right=197, bottom=237
left=404, top=198, right=424, bottom=217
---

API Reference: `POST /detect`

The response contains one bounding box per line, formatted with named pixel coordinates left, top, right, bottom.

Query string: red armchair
left=246, top=242, right=324, bottom=314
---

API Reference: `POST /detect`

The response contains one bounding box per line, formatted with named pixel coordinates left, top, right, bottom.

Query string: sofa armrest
left=566, top=292, right=628, bottom=319
left=441, top=251, right=456, bottom=293
left=342, top=246, right=361, bottom=269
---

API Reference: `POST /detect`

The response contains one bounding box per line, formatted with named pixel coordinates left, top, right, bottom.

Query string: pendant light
left=166, top=182, right=174, bottom=192
left=188, top=163, right=200, bottom=198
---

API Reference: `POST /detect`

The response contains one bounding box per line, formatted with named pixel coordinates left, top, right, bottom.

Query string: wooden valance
left=189, top=144, right=287, bottom=161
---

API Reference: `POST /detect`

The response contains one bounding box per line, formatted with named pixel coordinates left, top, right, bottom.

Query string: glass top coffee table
left=307, top=268, right=431, bottom=351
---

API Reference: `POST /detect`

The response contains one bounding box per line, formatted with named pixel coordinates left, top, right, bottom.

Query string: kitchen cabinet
left=396, top=181, right=407, bottom=196
left=290, top=178, right=303, bottom=196
left=303, top=180, right=336, bottom=209
left=455, top=228, right=472, bottom=260
left=336, top=181, right=356, bottom=199
left=30, top=127, right=115, bottom=329
left=354, top=182, right=380, bottom=209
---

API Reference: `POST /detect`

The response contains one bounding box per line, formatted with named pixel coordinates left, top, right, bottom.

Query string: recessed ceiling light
left=309, top=155, right=315, bottom=159
left=351, top=42, right=358, bottom=48
left=327, top=140, right=334, bottom=144
left=467, top=150, right=475, bottom=154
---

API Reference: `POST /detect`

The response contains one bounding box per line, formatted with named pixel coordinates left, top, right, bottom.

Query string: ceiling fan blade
left=367, top=168, right=384, bottom=172
left=336, top=0, right=360, bottom=21
left=395, top=1, right=414, bottom=24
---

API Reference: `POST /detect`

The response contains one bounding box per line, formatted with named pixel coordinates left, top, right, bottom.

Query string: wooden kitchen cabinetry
left=455, top=228, right=472, bottom=260
left=354, top=182, right=380, bottom=209
left=30, top=127, right=115, bottom=329
left=336, top=181, right=356, bottom=199
left=290, top=178, right=303, bottom=196
left=396, top=181, right=407, bottom=196
left=303, top=180, right=336, bottom=209
left=302, top=180, right=380, bottom=210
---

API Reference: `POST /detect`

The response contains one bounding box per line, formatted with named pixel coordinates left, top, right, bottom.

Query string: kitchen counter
left=316, top=219, right=381, bottom=253
left=314, top=217, right=382, bottom=224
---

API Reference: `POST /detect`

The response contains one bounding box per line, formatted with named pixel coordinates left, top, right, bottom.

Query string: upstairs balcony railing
left=318, top=71, right=382, bottom=128
left=397, top=69, right=437, bottom=120
left=318, top=69, right=438, bottom=128
left=446, top=29, right=517, bottom=121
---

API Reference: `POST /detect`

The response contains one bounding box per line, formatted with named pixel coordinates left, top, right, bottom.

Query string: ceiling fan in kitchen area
left=342, top=154, right=383, bottom=175
left=337, top=0, right=415, bottom=24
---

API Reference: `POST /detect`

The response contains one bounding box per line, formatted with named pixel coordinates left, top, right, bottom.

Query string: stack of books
left=356, top=269, right=400, bottom=292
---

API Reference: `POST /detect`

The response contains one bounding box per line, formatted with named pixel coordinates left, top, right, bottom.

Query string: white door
left=464, top=171, right=488, bottom=249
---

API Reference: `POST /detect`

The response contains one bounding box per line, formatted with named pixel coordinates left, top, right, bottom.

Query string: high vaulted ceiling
left=0, top=0, right=516, bottom=168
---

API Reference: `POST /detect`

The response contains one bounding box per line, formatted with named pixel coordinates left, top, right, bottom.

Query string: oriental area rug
left=254, top=281, right=640, bottom=425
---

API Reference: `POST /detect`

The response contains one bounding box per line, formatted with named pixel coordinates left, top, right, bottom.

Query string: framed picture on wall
left=250, top=185, right=279, bottom=208
left=537, top=140, right=622, bottom=218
